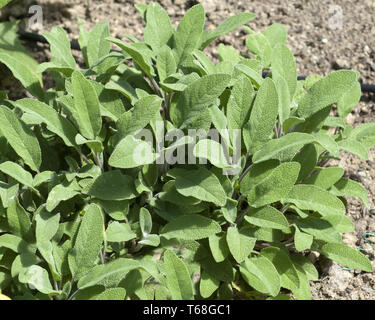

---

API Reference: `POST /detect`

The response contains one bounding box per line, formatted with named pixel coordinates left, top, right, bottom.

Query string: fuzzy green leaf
left=71, top=71, right=102, bottom=140
left=109, top=136, right=156, bottom=169
left=320, top=243, right=373, bottom=272
left=164, top=250, right=194, bottom=300
left=173, top=4, right=205, bottom=66
left=144, top=2, right=174, bottom=53
left=243, top=78, right=278, bottom=152
left=245, top=206, right=289, bottom=230
left=298, top=70, right=359, bottom=119
left=174, top=167, right=227, bottom=206
left=200, top=12, right=256, bottom=49
left=0, top=106, right=41, bottom=171
left=68, top=204, right=104, bottom=279
left=15, top=98, right=78, bottom=147
left=283, top=184, right=346, bottom=217
left=246, top=162, right=300, bottom=208
left=161, top=214, right=221, bottom=240
left=170, top=74, right=231, bottom=130
left=226, top=227, right=256, bottom=263
left=88, top=170, right=136, bottom=201
left=240, top=256, right=281, bottom=297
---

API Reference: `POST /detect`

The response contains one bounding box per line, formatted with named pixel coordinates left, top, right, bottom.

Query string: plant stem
left=238, top=163, right=254, bottom=184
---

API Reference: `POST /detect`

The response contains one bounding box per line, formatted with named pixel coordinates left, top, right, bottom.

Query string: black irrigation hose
left=18, top=30, right=375, bottom=93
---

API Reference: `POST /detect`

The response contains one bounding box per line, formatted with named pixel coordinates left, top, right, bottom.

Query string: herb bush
left=0, top=2, right=374, bottom=300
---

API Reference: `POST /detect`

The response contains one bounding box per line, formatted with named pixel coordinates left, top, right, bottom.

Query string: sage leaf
left=68, top=204, right=104, bottom=279
left=320, top=243, right=373, bottom=272
left=164, top=250, right=194, bottom=300
left=0, top=106, right=42, bottom=172
left=161, top=214, right=221, bottom=240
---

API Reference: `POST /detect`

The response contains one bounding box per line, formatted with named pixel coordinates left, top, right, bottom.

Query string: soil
left=1, top=0, right=374, bottom=300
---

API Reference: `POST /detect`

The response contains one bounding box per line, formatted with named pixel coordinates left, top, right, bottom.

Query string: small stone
left=307, top=251, right=320, bottom=264
left=358, top=171, right=367, bottom=178
left=342, top=233, right=358, bottom=246
left=327, top=264, right=354, bottom=291
left=322, top=38, right=328, bottom=44
left=346, top=113, right=356, bottom=125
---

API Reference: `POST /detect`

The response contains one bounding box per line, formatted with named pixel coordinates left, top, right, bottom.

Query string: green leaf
left=193, top=139, right=232, bottom=169
left=0, top=234, right=35, bottom=254
left=107, top=37, right=155, bottom=77
left=273, top=74, right=291, bottom=125
left=37, top=27, right=76, bottom=76
left=46, top=180, right=80, bottom=212
left=71, top=71, right=102, bottom=140
left=157, top=45, right=177, bottom=82
left=7, top=198, right=32, bottom=241
left=290, top=253, right=318, bottom=281
left=246, top=33, right=272, bottom=67
left=243, top=78, right=278, bottom=152
left=116, top=95, right=162, bottom=138
left=164, top=250, right=194, bottom=300
left=338, top=139, right=369, bottom=160
left=170, top=73, right=231, bottom=130
left=90, top=81, right=125, bottom=121
left=263, top=24, right=287, bottom=48
left=283, top=184, right=345, bottom=217
left=294, top=226, right=313, bottom=251
left=161, top=214, right=221, bottom=240
left=349, top=123, right=375, bottom=149
left=106, top=222, right=136, bottom=242
left=86, top=22, right=111, bottom=68
left=0, top=161, right=33, bottom=189
left=305, top=167, right=344, bottom=189
left=88, top=170, right=136, bottom=201
left=271, top=43, right=297, bottom=98
left=245, top=206, right=289, bottom=230
left=139, top=207, right=152, bottom=235
left=0, top=52, right=43, bottom=99
left=35, top=207, right=60, bottom=244
left=234, top=64, right=264, bottom=87
left=296, top=216, right=342, bottom=244
left=226, top=226, right=256, bottom=263
left=337, top=81, right=361, bottom=118
left=144, top=2, right=174, bottom=53
left=77, top=258, right=141, bottom=289
left=0, top=106, right=41, bottom=172
left=208, top=233, right=229, bottom=263
left=173, top=4, right=205, bottom=66
left=313, top=132, right=339, bottom=157
left=298, top=70, right=360, bottom=119
left=252, top=133, right=315, bottom=163
left=227, top=76, right=254, bottom=130
left=320, top=243, right=373, bottom=272
left=0, top=1, right=13, bottom=9
left=199, top=270, right=220, bottom=298
left=261, top=246, right=300, bottom=291
left=330, top=178, right=370, bottom=209
left=200, top=12, right=256, bottom=49
left=246, top=162, right=300, bottom=208
left=0, top=21, right=43, bottom=98
left=95, top=288, right=126, bottom=300
left=14, top=98, right=78, bottom=147
left=174, top=167, right=227, bottom=206
left=240, top=256, right=281, bottom=297
left=109, top=136, right=156, bottom=169
left=68, top=204, right=104, bottom=279
left=18, top=265, right=59, bottom=295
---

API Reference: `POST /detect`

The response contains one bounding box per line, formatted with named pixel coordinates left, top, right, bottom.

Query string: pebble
left=342, top=233, right=358, bottom=246
left=327, top=264, right=354, bottom=291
